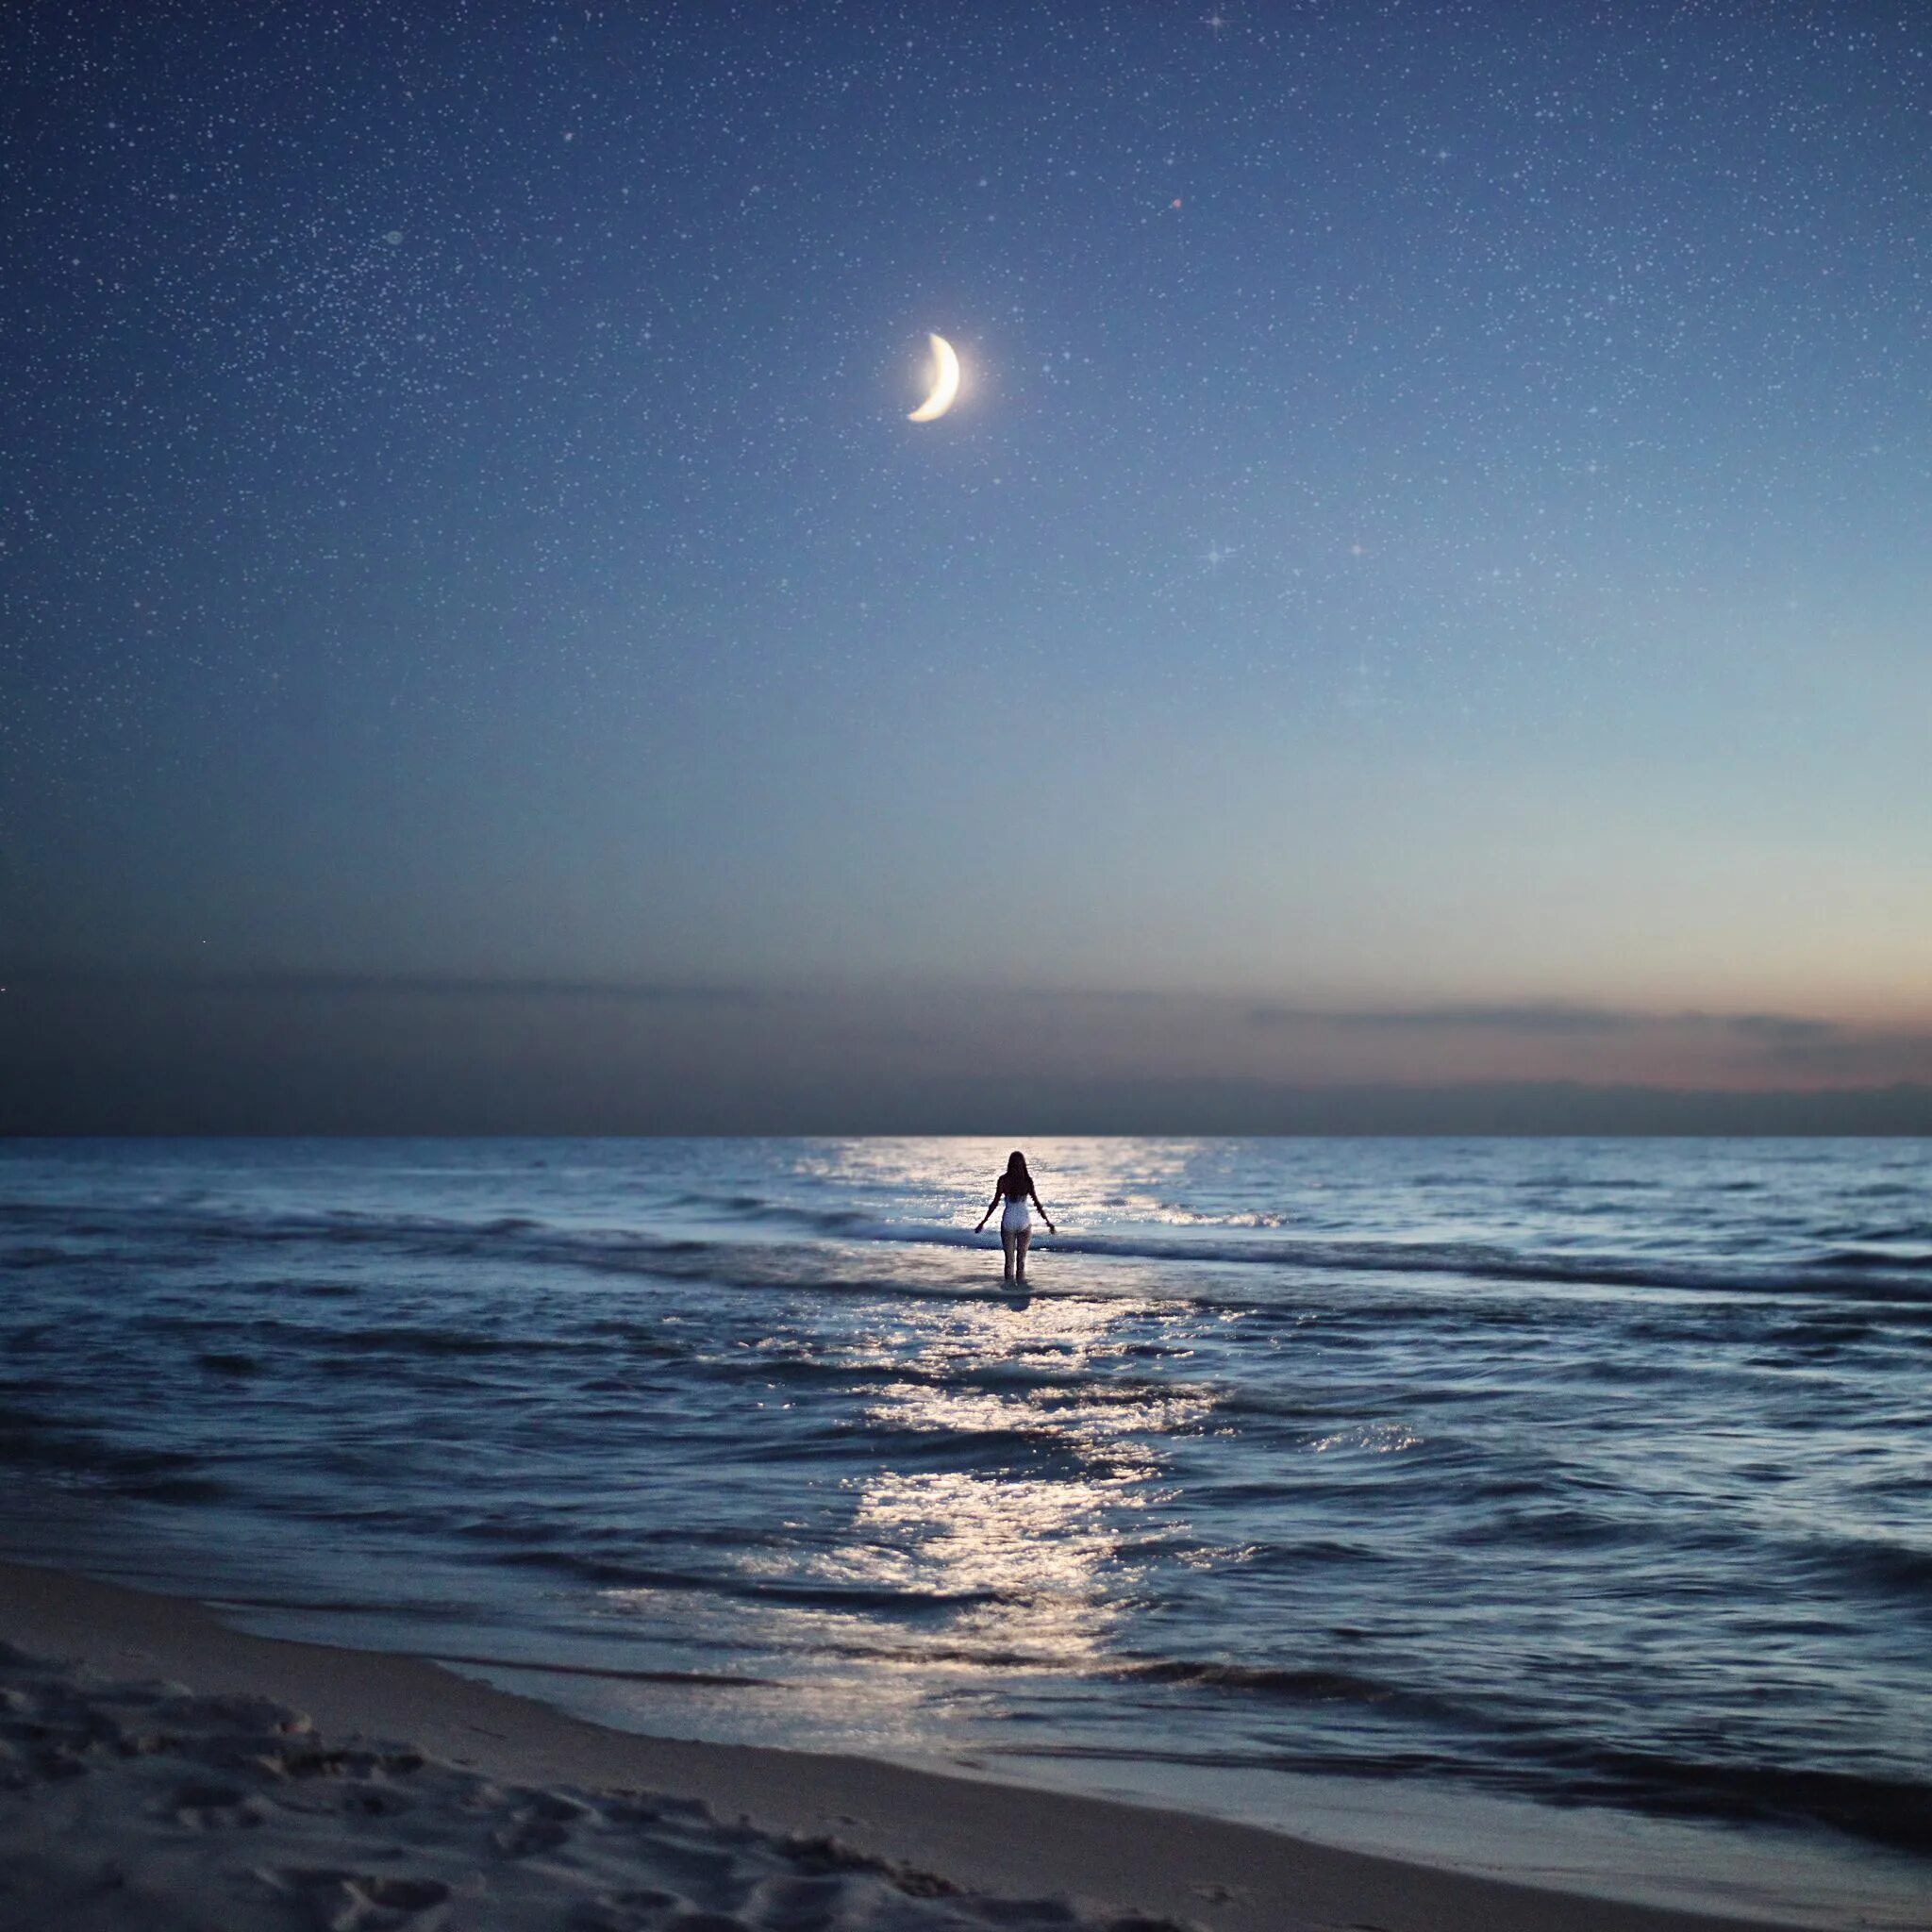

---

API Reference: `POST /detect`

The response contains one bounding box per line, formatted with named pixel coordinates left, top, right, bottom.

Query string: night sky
left=4, top=2, right=1928, bottom=1132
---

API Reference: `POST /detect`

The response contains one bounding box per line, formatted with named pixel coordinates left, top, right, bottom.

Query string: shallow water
left=3, top=1137, right=1928, bottom=1919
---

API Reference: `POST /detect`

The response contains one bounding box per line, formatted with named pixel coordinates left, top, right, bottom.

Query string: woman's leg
left=1014, top=1228, right=1031, bottom=1282
left=1001, top=1228, right=1018, bottom=1281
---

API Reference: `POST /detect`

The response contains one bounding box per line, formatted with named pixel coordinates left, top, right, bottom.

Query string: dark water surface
left=3, top=1138, right=1927, bottom=1924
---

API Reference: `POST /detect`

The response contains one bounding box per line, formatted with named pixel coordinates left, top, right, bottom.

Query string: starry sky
left=4, top=1, right=1929, bottom=1131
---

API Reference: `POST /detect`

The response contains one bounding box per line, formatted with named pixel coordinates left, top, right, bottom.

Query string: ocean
left=2, top=1137, right=1927, bottom=1924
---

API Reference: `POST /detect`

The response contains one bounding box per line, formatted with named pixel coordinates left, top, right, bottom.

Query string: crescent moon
left=908, top=332, right=961, bottom=422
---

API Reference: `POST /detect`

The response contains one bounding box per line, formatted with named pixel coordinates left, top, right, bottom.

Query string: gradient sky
left=4, top=1, right=1929, bottom=1130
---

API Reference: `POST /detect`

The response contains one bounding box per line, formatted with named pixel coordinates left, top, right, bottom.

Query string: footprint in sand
left=491, top=1787, right=591, bottom=1857
left=258, top=1867, right=452, bottom=1930
left=570, top=1884, right=682, bottom=1926
left=572, top=1907, right=740, bottom=1932
left=171, top=1778, right=268, bottom=1828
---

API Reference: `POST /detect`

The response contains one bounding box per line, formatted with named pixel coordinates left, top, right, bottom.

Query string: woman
left=974, top=1150, right=1057, bottom=1284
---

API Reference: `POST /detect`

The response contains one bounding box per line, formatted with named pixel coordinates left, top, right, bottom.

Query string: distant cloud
left=1249, top=1001, right=1648, bottom=1035
left=5, top=964, right=1931, bottom=1133
left=1345, top=1002, right=1641, bottom=1034
left=233, top=972, right=758, bottom=1006
left=4, top=967, right=756, bottom=1006
left=1730, top=1024, right=1932, bottom=1077
left=1245, top=1001, right=1865, bottom=1046
left=1717, top=1012, right=1844, bottom=1048
left=1232, top=999, right=1932, bottom=1089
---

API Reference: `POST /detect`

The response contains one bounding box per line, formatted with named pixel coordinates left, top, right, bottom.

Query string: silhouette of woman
left=974, top=1150, right=1056, bottom=1284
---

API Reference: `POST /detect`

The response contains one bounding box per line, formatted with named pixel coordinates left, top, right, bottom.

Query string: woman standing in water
left=974, top=1150, right=1056, bottom=1285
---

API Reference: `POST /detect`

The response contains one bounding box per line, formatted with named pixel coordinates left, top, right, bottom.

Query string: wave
left=1810, top=1246, right=1932, bottom=1274
left=994, top=1736, right=1932, bottom=1854
left=766, top=1212, right=1932, bottom=1305
left=499, top=1547, right=1014, bottom=1615
left=1791, top=1534, right=1932, bottom=1597
left=196, top=1351, right=262, bottom=1376
left=1520, top=1739, right=1932, bottom=1854
left=1115, top=1657, right=1475, bottom=1724
left=0, top=1402, right=233, bottom=1501
left=428, top=1651, right=779, bottom=1690
left=9, top=1194, right=1932, bottom=1306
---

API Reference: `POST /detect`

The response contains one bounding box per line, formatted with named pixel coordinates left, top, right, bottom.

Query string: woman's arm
left=974, top=1186, right=1003, bottom=1232
left=1031, top=1190, right=1057, bottom=1235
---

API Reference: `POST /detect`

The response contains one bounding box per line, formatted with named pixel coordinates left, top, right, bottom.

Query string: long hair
left=1003, top=1149, right=1031, bottom=1196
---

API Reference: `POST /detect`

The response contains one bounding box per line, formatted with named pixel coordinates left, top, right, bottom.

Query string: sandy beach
left=0, top=1559, right=1822, bottom=1932
left=10, top=0, right=1932, bottom=1910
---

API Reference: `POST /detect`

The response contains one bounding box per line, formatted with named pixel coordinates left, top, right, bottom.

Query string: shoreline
left=0, top=1558, right=1839, bottom=1932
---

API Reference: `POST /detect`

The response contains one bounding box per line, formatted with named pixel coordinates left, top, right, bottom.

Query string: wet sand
left=0, top=1558, right=1814, bottom=1932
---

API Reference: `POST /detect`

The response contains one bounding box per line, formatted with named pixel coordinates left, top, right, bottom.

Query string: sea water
left=2, top=1137, right=1927, bottom=1924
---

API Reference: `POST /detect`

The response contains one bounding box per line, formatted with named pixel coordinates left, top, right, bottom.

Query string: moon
left=908, top=333, right=961, bottom=422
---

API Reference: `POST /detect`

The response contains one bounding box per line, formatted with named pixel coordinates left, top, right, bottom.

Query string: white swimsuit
left=1000, top=1191, right=1032, bottom=1234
